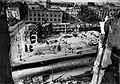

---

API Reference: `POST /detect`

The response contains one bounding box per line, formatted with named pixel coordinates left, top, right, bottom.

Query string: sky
left=29, top=0, right=120, bottom=2
left=51, top=0, right=120, bottom=2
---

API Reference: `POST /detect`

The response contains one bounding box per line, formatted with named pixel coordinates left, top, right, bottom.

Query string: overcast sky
left=28, top=0, right=120, bottom=2
left=30, top=0, right=120, bottom=2
left=51, top=0, right=120, bottom=2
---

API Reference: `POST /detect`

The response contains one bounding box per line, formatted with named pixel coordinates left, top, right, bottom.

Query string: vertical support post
left=0, top=1, right=14, bottom=84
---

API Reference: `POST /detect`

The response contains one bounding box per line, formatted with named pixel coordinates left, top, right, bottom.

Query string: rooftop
left=28, top=6, right=62, bottom=12
left=47, top=7, right=62, bottom=12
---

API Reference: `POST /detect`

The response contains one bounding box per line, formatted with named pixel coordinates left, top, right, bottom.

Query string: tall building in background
left=65, top=7, right=81, bottom=18
left=27, top=3, right=63, bottom=23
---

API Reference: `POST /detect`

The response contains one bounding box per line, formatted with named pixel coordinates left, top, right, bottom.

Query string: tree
left=78, top=5, right=101, bottom=23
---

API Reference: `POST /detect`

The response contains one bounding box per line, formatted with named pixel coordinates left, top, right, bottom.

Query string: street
left=13, top=66, right=92, bottom=84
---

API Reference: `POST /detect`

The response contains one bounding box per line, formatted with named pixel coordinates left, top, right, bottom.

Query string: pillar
left=0, top=1, right=14, bottom=84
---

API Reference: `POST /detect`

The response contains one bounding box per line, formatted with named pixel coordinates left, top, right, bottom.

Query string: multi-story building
left=61, top=7, right=81, bottom=23
left=52, top=23, right=75, bottom=33
left=95, top=7, right=109, bottom=20
left=27, top=4, right=63, bottom=24
left=52, top=22, right=100, bottom=33
left=108, top=6, right=120, bottom=16
left=93, top=5, right=120, bottom=20
left=65, top=7, right=81, bottom=18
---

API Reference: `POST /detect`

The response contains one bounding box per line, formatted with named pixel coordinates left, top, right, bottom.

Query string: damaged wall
left=90, top=16, right=120, bottom=84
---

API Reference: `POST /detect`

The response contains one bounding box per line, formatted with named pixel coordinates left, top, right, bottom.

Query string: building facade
left=27, top=4, right=63, bottom=24
left=52, top=23, right=100, bottom=33
left=95, top=8, right=109, bottom=20
left=93, top=5, right=120, bottom=20
left=52, top=23, right=75, bottom=33
left=65, top=7, right=81, bottom=18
